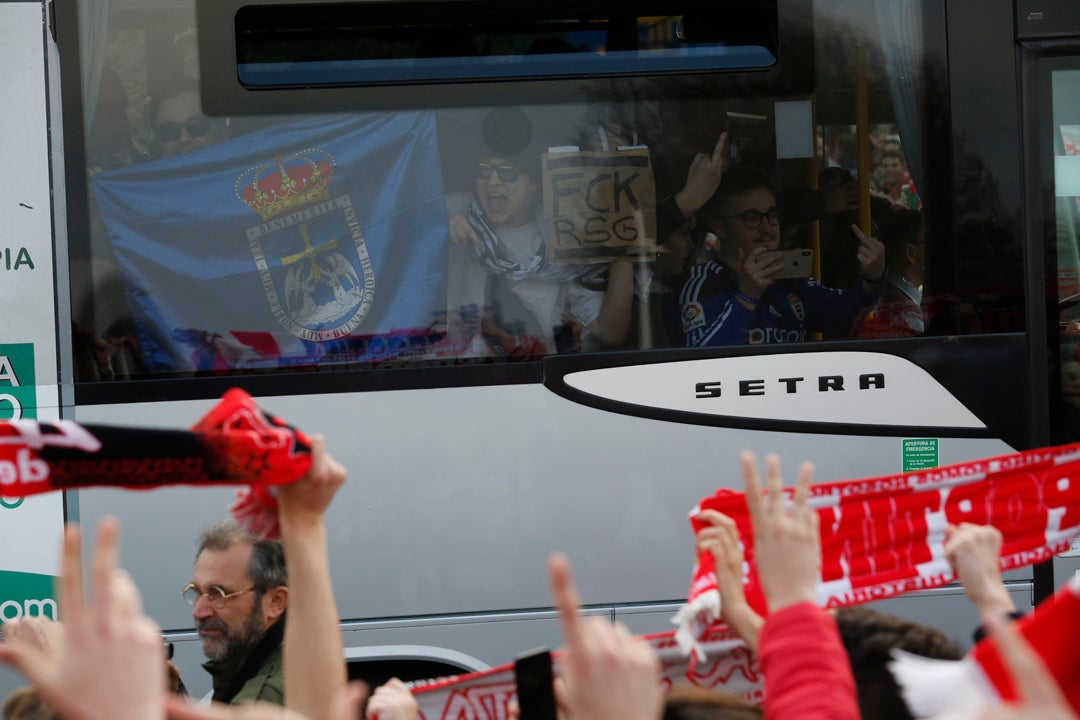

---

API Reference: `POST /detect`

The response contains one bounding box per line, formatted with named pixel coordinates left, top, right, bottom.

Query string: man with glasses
left=679, top=167, right=885, bottom=346
left=183, top=521, right=288, bottom=705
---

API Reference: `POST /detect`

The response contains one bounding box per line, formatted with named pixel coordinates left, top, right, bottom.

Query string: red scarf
left=0, top=388, right=311, bottom=538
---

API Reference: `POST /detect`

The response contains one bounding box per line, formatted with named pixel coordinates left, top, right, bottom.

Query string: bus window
left=67, top=0, right=1024, bottom=384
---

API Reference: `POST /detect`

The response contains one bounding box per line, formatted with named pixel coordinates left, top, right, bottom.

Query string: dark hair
left=835, top=607, right=962, bottom=720
left=877, top=208, right=924, bottom=267
left=197, top=520, right=287, bottom=595
left=2, top=688, right=57, bottom=720
left=476, top=107, right=542, bottom=181
left=663, top=686, right=762, bottom=720
left=819, top=166, right=855, bottom=189
left=699, top=166, right=775, bottom=222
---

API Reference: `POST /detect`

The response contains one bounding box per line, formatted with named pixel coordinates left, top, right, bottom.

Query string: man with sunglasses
left=183, top=521, right=288, bottom=705
left=679, top=167, right=885, bottom=346
left=153, top=87, right=227, bottom=159
left=446, top=107, right=634, bottom=355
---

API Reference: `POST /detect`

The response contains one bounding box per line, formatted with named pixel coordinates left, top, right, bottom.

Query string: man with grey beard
left=182, top=521, right=289, bottom=705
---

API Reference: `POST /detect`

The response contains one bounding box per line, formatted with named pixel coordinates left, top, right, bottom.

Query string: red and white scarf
left=674, top=442, right=1080, bottom=660
left=411, top=625, right=763, bottom=720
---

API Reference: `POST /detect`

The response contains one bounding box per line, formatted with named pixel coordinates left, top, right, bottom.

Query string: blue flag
left=93, top=112, right=449, bottom=373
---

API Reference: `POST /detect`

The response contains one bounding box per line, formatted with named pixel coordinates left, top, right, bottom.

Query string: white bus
left=4, top=0, right=1080, bottom=700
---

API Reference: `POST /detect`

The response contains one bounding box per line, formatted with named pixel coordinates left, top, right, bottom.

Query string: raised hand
left=850, top=224, right=886, bottom=286
left=742, top=453, right=819, bottom=612
left=695, top=509, right=763, bottom=652
left=549, top=553, right=662, bottom=720
left=675, top=132, right=728, bottom=218
left=0, top=519, right=167, bottom=720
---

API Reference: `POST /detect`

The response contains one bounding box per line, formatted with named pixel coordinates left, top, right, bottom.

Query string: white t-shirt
left=445, top=192, right=603, bottom=352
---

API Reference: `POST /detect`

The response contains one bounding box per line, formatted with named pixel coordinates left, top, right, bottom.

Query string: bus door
left=1020, top=0, right=1080, bottom=590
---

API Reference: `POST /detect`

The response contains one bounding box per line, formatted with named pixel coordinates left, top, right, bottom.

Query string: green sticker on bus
left=903, top=438, right=938, bottom=472
left=0, top=570, right=57, bottom=626
left=0, top=343, right=36, bottom=420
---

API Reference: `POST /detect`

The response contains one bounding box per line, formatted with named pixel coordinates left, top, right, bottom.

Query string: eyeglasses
left=181, top=583, right=254, bottom=609
left=155, top=116, right=215, bottom=143
left=722, top=208, right=782, bottom=229
left=477, top=163, right=521, bottom=183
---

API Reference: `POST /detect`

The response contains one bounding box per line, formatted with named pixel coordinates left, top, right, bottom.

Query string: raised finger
left=763, top=454, right=784, bottom=516
left=695, top=509, right=736, bottom=530
left=92, top=517, right=121, bottom=614
left=549, top=553, right=583, bottom=653
left=111, top=568, right=144, bottom=620
left=850, top=223, right=869, bottom=242
left=741, top=452, right=765, bottom=528
left=712, top=132, right=728, bottom=166
left=793, top=461, right=814, bottom=510
left=59, top=524, right=84, bottom=628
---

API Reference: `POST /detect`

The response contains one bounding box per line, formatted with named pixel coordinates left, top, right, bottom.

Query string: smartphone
left=764, top=248, right=814, bottom=279
left=514, top=647, right=557, bottom=720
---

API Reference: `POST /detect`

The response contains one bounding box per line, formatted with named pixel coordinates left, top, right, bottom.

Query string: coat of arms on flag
left=236, top=150, right=375, bottom=342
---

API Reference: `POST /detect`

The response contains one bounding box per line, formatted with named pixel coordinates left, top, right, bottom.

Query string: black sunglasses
left=155, top=116, right=214, bottom=143
left=477, top=162, right=521, bottom=183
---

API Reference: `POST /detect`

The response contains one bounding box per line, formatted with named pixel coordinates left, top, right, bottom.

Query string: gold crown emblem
left=236, top=149, right=335, bottom=221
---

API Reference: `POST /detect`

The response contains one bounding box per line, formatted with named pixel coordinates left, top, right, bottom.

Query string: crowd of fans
left=76, top=89, right=937, bottom=380
left=0, top=437, right=1073, bottom=720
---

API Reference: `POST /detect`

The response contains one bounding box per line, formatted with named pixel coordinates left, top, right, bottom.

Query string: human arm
left=946, top=523, right=1016, bottom=616
left=851, top=225, right=886, bottom=292
left=673, top=132, right=728, bottom=219
left=976, top=612, right=1077, bottom=720
left=587, top=259, right=634, bottom=347
left=277, top=435, right=349, bottom=720
left=549, top=553, right=663, bottom=720
left=946, top=523, right=1020, bottom=643
left=743, top=453, right=859, bottom=720
left=695, top=509, right=763, bottom=653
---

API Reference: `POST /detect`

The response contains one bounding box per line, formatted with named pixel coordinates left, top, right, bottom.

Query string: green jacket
left=203, top=620, right=285, bottom=706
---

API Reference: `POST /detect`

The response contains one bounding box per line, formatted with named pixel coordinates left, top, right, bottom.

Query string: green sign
left=0, top=570, right=57, bottom=627
left=0, top=343, right=35, bottom=420
left=903, top=438, right=939, bottom=472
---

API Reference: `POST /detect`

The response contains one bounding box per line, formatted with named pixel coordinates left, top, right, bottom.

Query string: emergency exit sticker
left=903, top=438, right=938, bottom=472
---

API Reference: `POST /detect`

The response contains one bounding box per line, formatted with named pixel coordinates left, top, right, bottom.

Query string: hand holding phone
left=762, top=249, right=814, bottom=279
left=515, top=647, right=557, bottom=720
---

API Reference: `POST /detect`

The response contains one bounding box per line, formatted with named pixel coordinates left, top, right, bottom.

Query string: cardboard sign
left=542, top=149, right=658, bottom=264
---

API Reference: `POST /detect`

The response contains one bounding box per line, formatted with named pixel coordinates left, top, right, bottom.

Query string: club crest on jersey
left=237, top=149, right=375, bottom=342
left=787, top=293, right=805, bottom=321
left=683, top=302, right=706, bottom=332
